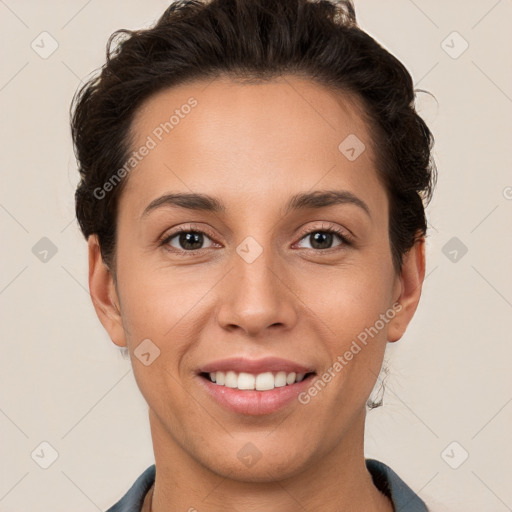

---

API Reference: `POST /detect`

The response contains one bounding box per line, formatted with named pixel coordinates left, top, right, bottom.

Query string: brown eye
left=163, top=229, right=215, bottom=252
left=296, top=225, right=352, bottom=251
left=305, top=231, right=339, bottom=250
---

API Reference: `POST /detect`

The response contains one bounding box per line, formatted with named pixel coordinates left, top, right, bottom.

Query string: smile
left=198, top=371, right=317, bottom=415
left=202, top=370, right=312, bottom=391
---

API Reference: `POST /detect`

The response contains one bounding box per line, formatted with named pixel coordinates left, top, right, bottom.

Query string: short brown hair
left=71, top=0, right=437, bottom=276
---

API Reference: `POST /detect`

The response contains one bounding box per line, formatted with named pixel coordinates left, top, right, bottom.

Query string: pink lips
left=197, top=356, right=315, bottom=375
left=198, top=372, right=315, bottom=415
left=196, top=356, right=317, bottom=415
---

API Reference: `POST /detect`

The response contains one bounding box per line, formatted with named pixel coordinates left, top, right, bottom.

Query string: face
left=89, top=75, right=424, bottom=482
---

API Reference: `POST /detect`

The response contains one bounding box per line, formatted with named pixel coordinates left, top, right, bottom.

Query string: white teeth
left=274, top=371, right=287, bottom=387
left=286, top=372, right=296, bottom=385
left=207, top=370, right=309, bottom=390
left=255, top=372, right=274, bottom=391
left=237, top=372, right=255, bottom=390
left=225, top=370, right=238, bottom=388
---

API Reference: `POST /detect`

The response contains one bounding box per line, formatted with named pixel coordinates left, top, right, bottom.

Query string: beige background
left=1, top=0, right=511, bottom=511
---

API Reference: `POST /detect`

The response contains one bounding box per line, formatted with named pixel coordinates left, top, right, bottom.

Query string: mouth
left=197, top=370, right=317, bottom=416
left=195, top=356, right=318, bottom=415
left=199, top=370, right=317, bottom=391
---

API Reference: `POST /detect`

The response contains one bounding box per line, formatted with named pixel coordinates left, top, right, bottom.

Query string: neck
left=147, top=408, right=393, bottom=512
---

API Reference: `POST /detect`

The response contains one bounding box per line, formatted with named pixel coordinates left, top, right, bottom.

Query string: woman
left=71, top=0, right=436, bottom=510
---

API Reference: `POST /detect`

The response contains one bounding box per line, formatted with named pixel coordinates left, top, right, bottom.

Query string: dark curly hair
left=71, top=0, right=437, bottom=278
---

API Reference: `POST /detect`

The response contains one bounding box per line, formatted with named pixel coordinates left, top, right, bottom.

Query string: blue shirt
left=106, top=458, right=428, bottom=511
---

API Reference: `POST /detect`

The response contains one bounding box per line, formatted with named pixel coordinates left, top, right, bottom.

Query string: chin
left=195, top=436, right=313, bottom=483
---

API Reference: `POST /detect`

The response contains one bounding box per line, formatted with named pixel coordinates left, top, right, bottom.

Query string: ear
left=88, top=234, right=127, bottom=347
left=387, top=236, right=426, bottom=343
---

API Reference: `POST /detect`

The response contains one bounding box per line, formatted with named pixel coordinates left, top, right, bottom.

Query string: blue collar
left=106, top=459, right=428, bottom=511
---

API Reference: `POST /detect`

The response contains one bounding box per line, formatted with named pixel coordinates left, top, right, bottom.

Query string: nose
left=215, top=245, right=299, bottom=337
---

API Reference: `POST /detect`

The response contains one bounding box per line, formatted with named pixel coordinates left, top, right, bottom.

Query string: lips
left=196, top=356, right=318, bottom=415
left=198, top=369, right=317, bottom=415
left=197, top=356, right=315, bottom=375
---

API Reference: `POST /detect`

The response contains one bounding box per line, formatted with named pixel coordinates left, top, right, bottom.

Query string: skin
left=88, top=75, right=425, bottom=512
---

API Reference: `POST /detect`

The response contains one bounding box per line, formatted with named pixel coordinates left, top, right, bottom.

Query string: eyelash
left=159, top=222, right=354, bottom=255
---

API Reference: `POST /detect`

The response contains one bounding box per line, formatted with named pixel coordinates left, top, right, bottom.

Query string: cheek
left=115, top=253, right=212, bottom=402
left=308, top=260, right=394, bottom=393
left=116, top=248, right=205, bottom=344
left=311, top=259, right=394, bottom=333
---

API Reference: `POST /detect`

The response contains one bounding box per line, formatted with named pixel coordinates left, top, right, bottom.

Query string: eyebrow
left=140, top=189, right=371, bottom=220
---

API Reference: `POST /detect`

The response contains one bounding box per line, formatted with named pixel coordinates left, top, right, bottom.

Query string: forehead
left=131, top=75, right=372, bottom=153
left=122, top=75, right=386, bottom=219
